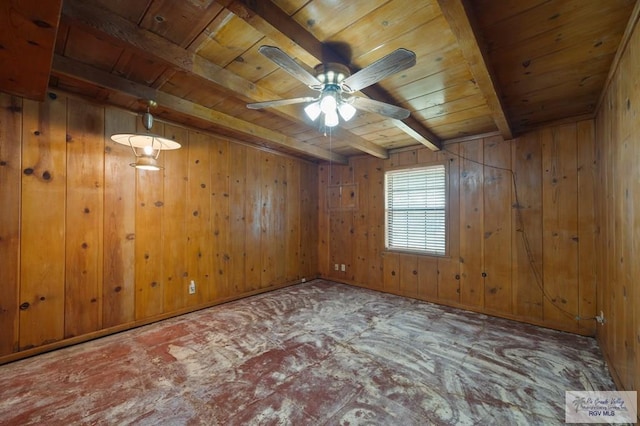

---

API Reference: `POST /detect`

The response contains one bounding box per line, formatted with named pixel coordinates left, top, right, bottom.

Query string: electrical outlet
left=596, top=310, right=606, bottom=324
left=301, top=278, right=306, bottom=283
left=189, top=280, right=196, bottom=295
left=334, top=264, right=339, bottom=271
left=341, top=264, right=346, bottom=272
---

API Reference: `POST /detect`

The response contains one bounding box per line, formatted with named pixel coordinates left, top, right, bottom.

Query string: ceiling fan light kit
left=247, top=46, right=416, bottom=130
left=110, top=100, right=181, bottom=171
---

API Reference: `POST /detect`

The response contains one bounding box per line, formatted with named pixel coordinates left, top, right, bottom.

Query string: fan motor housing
left=314, top=63, right=351, bottom=85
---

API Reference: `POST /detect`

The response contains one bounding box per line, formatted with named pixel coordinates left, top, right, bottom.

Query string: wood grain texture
left=299, top=160, right=319, bottom=280
left=186, top=132, right=212, bottom=304
left=42, top=0, right=636, bottom=159
left=210, top=135, right=230, bottom=300
left=0, top=94, right=22, bottom=355
left=576, top=120, right=596, bottom=334
left=482, top=136, right=512, bottom=313
left=593, top=14, right=639, bottom=401
left=244, top=147, right=263, bottom=292
left=366, top=158, right=385, bottom=290
left=475, top=0, right=635, bottom=133
left=19, top=94, right=67, bottom=350
left=437, top=144, right=461, bottom=303
left=134, top=121, right=165, bottom=320
left=459, top=140, right=484, bottom=307
left=399, top=254, right=418, bottom=297
left=102, top=108, right=136, bottom=328
left=541, top=124, right=579, bottom=327
left=437, top=0, right=512, bottom=139
left=511, top=131, right=543, bottom=320
left=320, top=123, right=596, bottom=335
left=65, top=98, right=104, bottom=337
left=317, top=165, right=329, bottom=279
left=161, top=124, right=189, bottom=312
left=285, top=159, right=301, bottom=282
left=0, top=0, right=62, bottom=100
left=260, top=154, right=278, bottom=287
left=140, top=0, right=223, bottom=48
left=352, top=157, right=370, bottom=285
left=418, top=256, right=438, bottom=299
left=260, top=154, right=282, bottom=288
left=2, top=91, right=322, bottom=362
left=382, top=252, right=399, bottom=295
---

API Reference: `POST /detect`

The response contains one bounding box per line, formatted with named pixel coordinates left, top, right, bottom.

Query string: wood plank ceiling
left=1, top=0, right=636, bottom=162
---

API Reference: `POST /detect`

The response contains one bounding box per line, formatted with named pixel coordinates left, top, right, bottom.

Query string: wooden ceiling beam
left=61, top=0, right=386, bottom=159
left=52, top=55, right=347, bottom=164
left=437, top=0, right=513, bottom=140
left=228, top=0, right=443, bottom=151
left=0, top=0, right=63, bottom=100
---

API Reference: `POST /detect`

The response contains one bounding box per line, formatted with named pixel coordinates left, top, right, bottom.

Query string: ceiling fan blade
left=341, top=48, right=416, bottom=93
left=247, top=97, right=317, bottom=110
left=351, top=96, right=411, bottom=120
left=259, top=46, right=321, bottom=87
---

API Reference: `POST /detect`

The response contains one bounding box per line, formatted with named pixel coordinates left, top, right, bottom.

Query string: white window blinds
left=385, top=164, right=446, bottom=255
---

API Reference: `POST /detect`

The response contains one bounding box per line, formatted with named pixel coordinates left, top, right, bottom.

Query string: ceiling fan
left=247, top=46, right=416, bottom=128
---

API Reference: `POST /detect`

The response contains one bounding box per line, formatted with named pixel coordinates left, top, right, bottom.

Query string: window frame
left=384, top=162, right=449, bottom=257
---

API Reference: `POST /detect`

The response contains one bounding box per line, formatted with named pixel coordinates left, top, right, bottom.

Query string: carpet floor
left=0, top=280, right=615, bottom=425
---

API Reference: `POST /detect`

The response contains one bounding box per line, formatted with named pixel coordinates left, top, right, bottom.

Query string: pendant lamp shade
left=110, top=101, right=181, bottom=171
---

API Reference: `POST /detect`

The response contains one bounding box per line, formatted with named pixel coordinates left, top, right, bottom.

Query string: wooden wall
left=0, top=91, right=318, bottom=361
left=594, top=12, right=639, bottom=400
left=319, top=121, right=598, bottom=335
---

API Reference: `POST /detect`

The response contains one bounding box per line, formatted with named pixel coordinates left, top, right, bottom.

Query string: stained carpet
left=0, top=280, right=615, bottom=425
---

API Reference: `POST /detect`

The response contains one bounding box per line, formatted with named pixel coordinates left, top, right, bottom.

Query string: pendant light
left=110, top=100, right=181, bottom=171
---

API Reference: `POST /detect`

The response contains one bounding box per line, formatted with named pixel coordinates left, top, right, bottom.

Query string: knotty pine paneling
left=511, top=131, right=543, bottom=320
left=102, top=108, right=136, bottom=328
left=186, top=131, right=213, bottom=305
left=0, top=95, right=22, bottom=356
left=19, top=96, right=67, bottom=350
left=319, top=121, right=598, bottom=336
left=459, top=140, right=484, bottom=308
left=65, top=98, right=104, bottom=337
left=482, top=136, right=513, bottom=313
left=352, top=157, right=370, bottom=286
left=576, top=121, right=597, bottom=325
left=260, top=154, right=286, bottom=288
left=134, top=120, right=165, bottom=320
left=541, top=124, right=580, bottom=328
left=260, top=155, right=277, bottom=288
left=244, top=146, right=263, bottom=292
left=161, top=124, right=189, bottom=312
left=299, top=160, right=318, bottom=279
left=0, top=91, right=318, bottom=363
left=209, top=138, right=233, bottom=300
left=285, top=158, right=301, bottom=282
left=594, top=13, right=639, bottom=402
left=437, top=144, right=461, bottom=303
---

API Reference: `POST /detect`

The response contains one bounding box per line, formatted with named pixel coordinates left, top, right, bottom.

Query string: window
left=385, top=164, right=446, bottom=255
